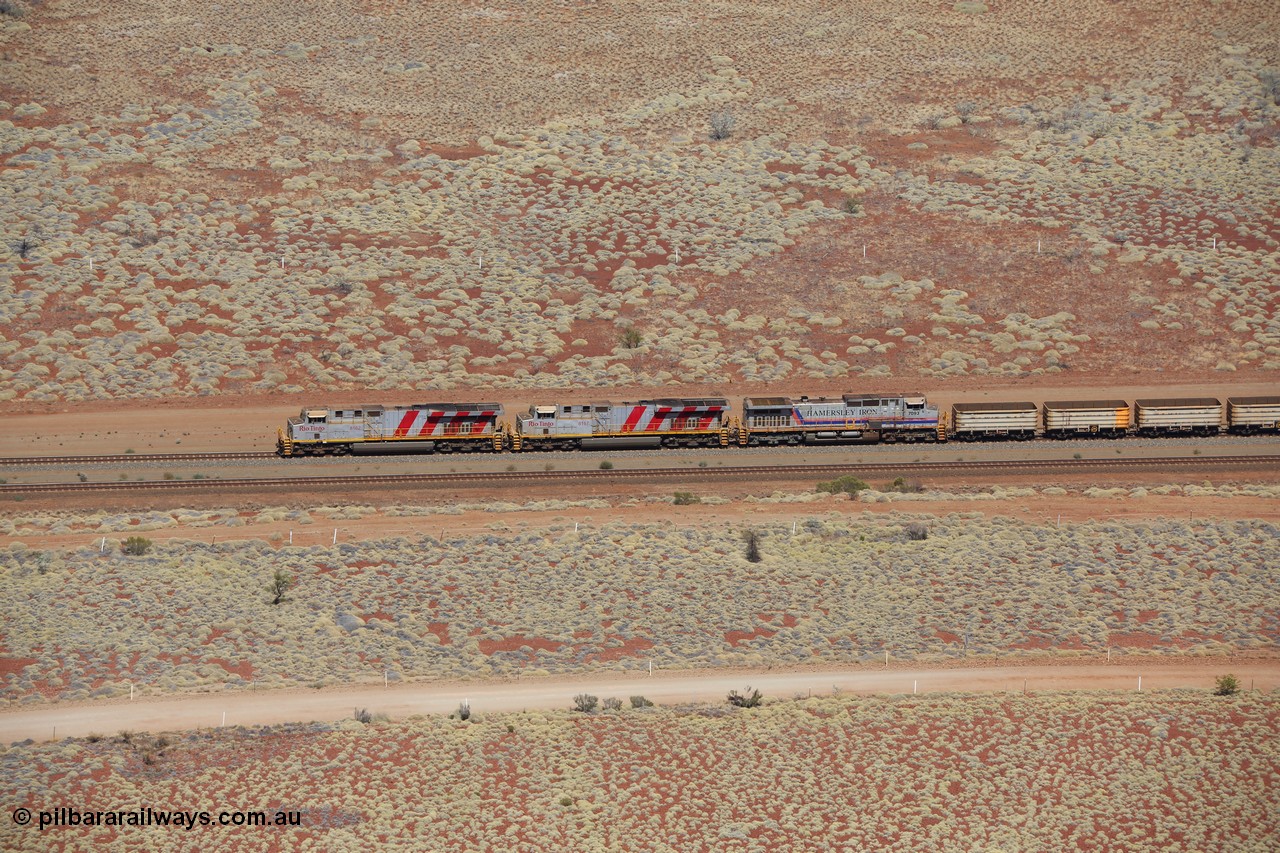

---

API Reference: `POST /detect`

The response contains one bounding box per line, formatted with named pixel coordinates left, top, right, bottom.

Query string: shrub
left=620, top=327, right=643, bottom=349
left=709, top=110, right=736, bottom=140
left=1214, top=674, right=1240, bottom=696
left=602, top=697, right=622, bottom=711
left=457, top=700, right=471, bottom=721
left=268, top=568, right=293, bottom=605
left=886, top=476, right=922, bottom=494
left=816, top=475, right=869, bottom=496
left=599, top=460, right=614, bottom=470
left=673, top=491, right=701, bottom=505
left=630, top=695, right=654, bottom=709
left=728, top=687, right=763, bottom=708
left=907, top=522, right=929, bottom=541
left=121, top=536, right=153, bottom=556
left=354, top=708, right=373, bottom=724
left=572, top=694, right=598, bottom=713
left=559, top=796, right=574, bottom=807
left=841, top=196, right=862, bottom=215
left=743, top=529, right=762, bottom=563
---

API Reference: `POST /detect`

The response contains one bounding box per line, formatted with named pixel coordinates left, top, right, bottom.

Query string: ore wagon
left=1043, top=400, right=1131, bottom=438
left=1133, top=398, right=1222, bottom=437
left=1227, top=396, right=1280, bottom=435
left=950, top=401, right=1037, bottom=440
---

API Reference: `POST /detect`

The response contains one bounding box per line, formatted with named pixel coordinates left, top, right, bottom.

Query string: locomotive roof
left=841, top=393, right=926, bottom=404
left=743, top=396, right=792, bottom=407
left=399, top=402, right=503, bottom=412
left=648, top=397, right=728, bottom=406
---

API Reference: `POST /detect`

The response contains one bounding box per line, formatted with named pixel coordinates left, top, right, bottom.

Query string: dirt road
left=4, top=660, right=1276, bottom=743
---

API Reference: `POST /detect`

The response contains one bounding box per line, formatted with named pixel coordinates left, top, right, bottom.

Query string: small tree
left=122, top=536, right=153, bottom=556
left=572, top=694, right=599, bottom=713
left=709, top=110, right=736, bottom=140
left=630, top=695, right=654, bottom=708
left=457, top=700, right=471, bottom=721
left=15, top=234, right=36, bottom=260
left=620, top=326, right=643, bottom=349
left=728, top=687, right=763, bottom=708
left=602, top=697, right=622, bottom=712
left=268, top=568, right=293, bottom=605
left=353, top=707, right=373, bottom=724
left=743, top=529, right=762, bottom=563
left=1214, top=674, right=1240, bottom=696
left=816, top=475, right=869, bottom=496
left=673, top=491, right=701, bottom=505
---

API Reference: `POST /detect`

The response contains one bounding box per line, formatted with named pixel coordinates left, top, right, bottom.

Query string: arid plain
left=1, top=0, right=1278, bottom=850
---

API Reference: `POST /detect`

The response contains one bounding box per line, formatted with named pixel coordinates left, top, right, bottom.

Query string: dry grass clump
left=2, top=693, right=1276, bottom=850
left=2, top=515, right=1275, bottom=702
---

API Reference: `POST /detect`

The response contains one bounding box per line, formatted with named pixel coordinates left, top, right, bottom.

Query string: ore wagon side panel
left=1043, top=400, right=1131, bottom=436
left=1134, top=398, right=1222, bottom=434
left=951, top=402, right=1037, bottom=439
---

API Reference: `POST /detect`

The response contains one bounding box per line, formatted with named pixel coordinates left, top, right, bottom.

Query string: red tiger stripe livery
left=417, top=410, right=445, bottom=437
left=621, top=405, right=646, bottom=432
left=645, top=407, right=674, bottom=431
left=394, top=410, right=419, bottom=437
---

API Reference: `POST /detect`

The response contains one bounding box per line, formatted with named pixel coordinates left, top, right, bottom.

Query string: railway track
left=0, top=451, right=277, bottom=466
left=0, top=455, right=1275, bottom=493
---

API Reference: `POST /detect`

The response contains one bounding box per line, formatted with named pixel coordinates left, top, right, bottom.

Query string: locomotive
left=276, top=393, right=1279, bottom=456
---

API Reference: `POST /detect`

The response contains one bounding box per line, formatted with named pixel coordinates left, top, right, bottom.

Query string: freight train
left=276, top=393, right=1280, bottom=456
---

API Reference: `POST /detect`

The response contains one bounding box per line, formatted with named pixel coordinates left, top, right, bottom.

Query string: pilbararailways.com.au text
left=18, top=806, right=301, bottom=831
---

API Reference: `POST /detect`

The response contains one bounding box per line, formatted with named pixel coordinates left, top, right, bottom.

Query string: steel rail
left=0, top=455, right=1275, bottom=493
